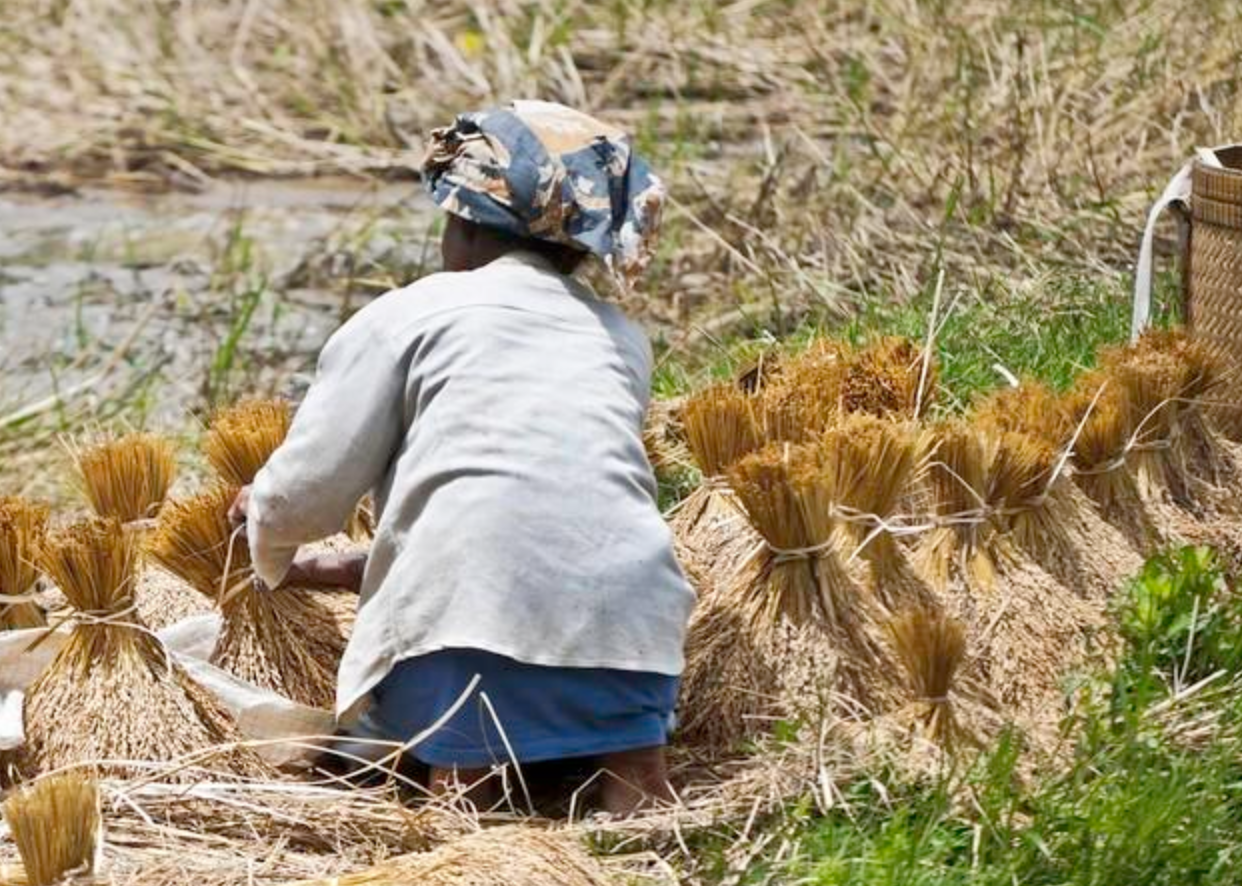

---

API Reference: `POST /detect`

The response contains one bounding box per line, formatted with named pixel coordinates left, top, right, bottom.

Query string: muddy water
left=0, top=179, right=436, bottom=437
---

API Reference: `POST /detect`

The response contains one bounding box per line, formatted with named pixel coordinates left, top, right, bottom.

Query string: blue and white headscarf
left=423, top=100, right=666, bottom=283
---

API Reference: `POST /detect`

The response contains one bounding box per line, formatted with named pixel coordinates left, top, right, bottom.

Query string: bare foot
left=598, top=746, right=673, bottom=816
left=430, top=765, right=499, bottom=808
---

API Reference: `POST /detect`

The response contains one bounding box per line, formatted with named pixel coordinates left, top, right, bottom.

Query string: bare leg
left=430, top=766, right=498, bottom=808
left=598, top=746, right=673, bottom=816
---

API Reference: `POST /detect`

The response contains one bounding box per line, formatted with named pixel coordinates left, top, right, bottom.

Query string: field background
left=3, top=1, right=1242, bottom=883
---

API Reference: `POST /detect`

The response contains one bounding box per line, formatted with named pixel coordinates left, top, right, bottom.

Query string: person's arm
left=245, top=318, right=406, bottom=589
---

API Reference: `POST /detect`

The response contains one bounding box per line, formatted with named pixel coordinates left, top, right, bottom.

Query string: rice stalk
left=887, top=608, right=970, bottom=751
left=1, top=774, right=100, bottom=886
left=24, top=516, right=270, bottom=780
left=146, top=486, right=345, bottom=709
left=203, top=399, right=293, bottom=486
left=681, top=385, right=761, bottom=480
left=280, top=825, right=619, bottom=886
left=0, top=496, right=49, bottom=630
left=67, top=432, right=178, bottom=523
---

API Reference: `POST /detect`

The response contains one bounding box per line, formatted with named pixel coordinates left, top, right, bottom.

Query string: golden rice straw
left=973, top=380, right=1073, bottom=446
left=670, top=384, right=763, bottom=598
left=823, top=416, right=937, bottom=614
left=203, top=399, right=293, bottom=486
left=146, top=486, right=345, bottom=709
left=0, top=497, right=49, bottom=630
left=680, top=441, right=897, bottom=750
left=279, top=826, right=619, bottom=886
left=23, top=517, right=269, bottom=780
left=67, top=432, right=177, bottom=524
left=0, top=774, right=100, bottom=886
left=841, top=336, right=936, bottom=419
left=1066, top=372, right=1162, bottom=551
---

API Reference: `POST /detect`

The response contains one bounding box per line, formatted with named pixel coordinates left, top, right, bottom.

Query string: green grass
left=702, top=547, right=1242, bottom=885
left=654, top=270, right=1184, bottom=412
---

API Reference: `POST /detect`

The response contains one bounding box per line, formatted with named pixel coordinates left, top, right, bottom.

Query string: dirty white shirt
left=247, top=252, right=696, bottom=715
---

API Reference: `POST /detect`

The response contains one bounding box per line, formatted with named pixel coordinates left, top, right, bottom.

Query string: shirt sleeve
left=247, top=317, right=407, bottom=588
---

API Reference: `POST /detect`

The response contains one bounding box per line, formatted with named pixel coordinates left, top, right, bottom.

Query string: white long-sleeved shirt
left=247, top=252, right=696, bottom=715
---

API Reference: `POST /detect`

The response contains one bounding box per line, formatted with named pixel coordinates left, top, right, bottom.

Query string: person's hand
left=228, top=486, right=252, bottom=528
left=280, top=551, right=368, bottom=593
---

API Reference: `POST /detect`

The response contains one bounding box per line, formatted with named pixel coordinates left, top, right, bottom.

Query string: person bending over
left=231, top=101, right=694, bottom=815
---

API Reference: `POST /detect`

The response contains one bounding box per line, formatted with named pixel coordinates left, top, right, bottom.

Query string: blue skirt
left=361, top=649, right=680, bottom=769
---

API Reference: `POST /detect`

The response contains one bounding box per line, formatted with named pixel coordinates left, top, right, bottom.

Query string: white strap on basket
left=1132, top=146, right=1230, bottom=339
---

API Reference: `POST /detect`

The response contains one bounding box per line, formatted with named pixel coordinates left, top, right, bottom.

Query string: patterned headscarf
left=423, top=100, right=666, bottom=283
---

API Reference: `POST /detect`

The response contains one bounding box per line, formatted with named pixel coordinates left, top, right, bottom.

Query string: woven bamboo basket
left=1187, top=148, right=1242, bottom=439
left=1134, top=145, right=1242, bottom=440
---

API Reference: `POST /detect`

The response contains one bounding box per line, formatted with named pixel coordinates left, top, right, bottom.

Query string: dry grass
left=681, top=385, right=761, bottom=479
left=282, top=826, right=619, bottom=886
left=67, top=432, right=178, bottom=524
left=4, top=0, right=1227, bottom=341
left=24, top=516, right=270, bottom=780
left=1, top=773, right=100, bottom=886
left=0, top=496, right=49, bottom=630
left=204, top=399, right=293, bottom=487
left=146, top=486, right=345, bottom=709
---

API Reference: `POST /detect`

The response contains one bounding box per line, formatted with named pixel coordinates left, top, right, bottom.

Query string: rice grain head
left=887, top=607, right=968, bottom=750
left=281, top=825, right=619, bottom=886
left=759, top=339, right=847, bottom=439
left=0, top=497, right=50, bottom=630
left=146, top=486, right=345, bottom=709
left=67, top=432, right=178, bottom=523
left=841, top=336, right=935, bottom=419
left=25, top=516, right=270, bottom=779
left=204, top=399, right=293, bottom=486
left=1, top=774, right=100, bottom=886
left=973, top=380, right=1073, bottom=447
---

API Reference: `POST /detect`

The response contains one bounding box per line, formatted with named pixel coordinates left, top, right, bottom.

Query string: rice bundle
left=669, top=385, right=763, bottom=593
left=23, top=516, right=269, bottom=779
left=680, top=440, right=897, bottom=749
left=203, top=399, right=294, bottom=486
left=1098, top=341, right=1187, bottom=505
left=914, top=422, right=998, bottom=593
left=0, top=497, right=49, bottom=630
left=280, top=826, right=619, bottom=886
left=886, top=608, right=972, bottom=751
left=824, top=416, right=937, bottom=613
left=205, top=397, right=372, bottom=541
left=915, top=424, right=1103, bottom=719
left=146, top=486, right=345, bottom=709
left=1066, top=373, right=1162, bottom=550
left=987, top=428, right=1141, bottom=602
left=68, top=432, right=177, bottom=524
left=840, top=336, right=935, bottom=418
left=0, top=774, right=100, bottom=886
